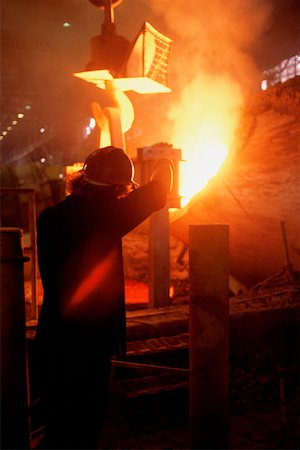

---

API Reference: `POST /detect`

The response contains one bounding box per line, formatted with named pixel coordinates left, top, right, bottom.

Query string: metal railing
left=261, top=54, right=300, bottom=90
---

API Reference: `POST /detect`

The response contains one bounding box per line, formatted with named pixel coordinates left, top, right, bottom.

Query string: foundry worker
left=35, top=146, right=173, bottom=449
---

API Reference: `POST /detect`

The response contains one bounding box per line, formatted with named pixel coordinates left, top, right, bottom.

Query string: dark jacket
left=36, top=180, right=168, bottom=359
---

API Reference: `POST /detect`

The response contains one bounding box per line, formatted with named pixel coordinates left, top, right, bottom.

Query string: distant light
left=0, top=136, right=3, bottom=141
left=85, top=126, right=91, bottom=137
left=63, top=22, right=71, bottom=28
left=12, top=120, right=18, bottom=125
left=40, top=127, right=46, bottom=133
left=18, top=113, right=24, bottom=119
left=261, top=80, right=268, bottom=91
left=40, top=157, right=46, bottom=163
left=7, top=126, right=12, bottom=131
left=89, top=117, right=96, bottom=129
left=24, top=105, right=31, bottom=110
left=59, top=173, right=64, bottom=179
left=2, top=131, right=8, bottom=136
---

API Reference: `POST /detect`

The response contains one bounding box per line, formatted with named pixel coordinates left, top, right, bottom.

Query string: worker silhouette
left=35, top=146, right=173, bottom=449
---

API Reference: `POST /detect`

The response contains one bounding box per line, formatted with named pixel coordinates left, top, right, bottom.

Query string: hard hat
left=82, top=146, right=137, bottom=187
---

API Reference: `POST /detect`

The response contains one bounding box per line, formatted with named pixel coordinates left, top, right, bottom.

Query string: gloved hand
left=151, top=157, right=174, bottom=194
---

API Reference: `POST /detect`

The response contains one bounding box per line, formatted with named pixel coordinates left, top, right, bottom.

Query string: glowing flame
left=147, top=0, right=272, bottom=207
left=180, top=138, right=227, bottom=206
left=169, top=75, right=243, bottom=207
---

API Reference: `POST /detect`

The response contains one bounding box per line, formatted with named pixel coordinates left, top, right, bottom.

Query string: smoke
left=150, top=0, right=272, bottom=89
left=147, top=0, right=273, bottom=201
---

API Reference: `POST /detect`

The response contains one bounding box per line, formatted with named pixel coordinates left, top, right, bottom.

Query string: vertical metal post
left=149, top=206, right=171, bottom=308
left=189, top=224, right=229, bottom=449
left=104, top=0, right=114, bottom=24
left=0, top=228, right=30, bottom=450
left=103, top=103, right=126, bottom=150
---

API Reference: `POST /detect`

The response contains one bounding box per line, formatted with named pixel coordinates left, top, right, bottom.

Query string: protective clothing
left=82, top=146, right=137, bottom=187
left=151, top=157, right=174, bottom=194
left=35, top=170, right=169, bottom=449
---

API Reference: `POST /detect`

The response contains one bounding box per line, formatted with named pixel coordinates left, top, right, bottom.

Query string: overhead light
left=261, top=80, right=268, bottom=91
left=63, top=22, right=71, bottom=28
left=89, top=117, right=96, bottom=129
left=18, top=113, right=24, bottom=119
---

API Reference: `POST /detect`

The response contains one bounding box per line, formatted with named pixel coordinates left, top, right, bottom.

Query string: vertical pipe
left=149, top=206, right=171, bottom=308
left=189, top=224, right=229, bottom=449
left=104, top=0, right=114, bottom=24
left=103, top=105, right=126, bottom=150
left=0, top=228, right=30, bottom=450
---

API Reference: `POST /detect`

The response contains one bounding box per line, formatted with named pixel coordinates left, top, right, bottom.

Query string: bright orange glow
left=179, top=137, right=228, bottom=206
left=169, top=75, right=243, bottom=206
left=111, top=88, right=134, bottom=132
left=169, top=284, right=174, bottom=299
left=66, top=163, right=83, bottom=195
left=73, top=70, right=170, bottom=94
left=66, top=163, right=83, bottom=175
left=113, top=77, right=171, bottom=94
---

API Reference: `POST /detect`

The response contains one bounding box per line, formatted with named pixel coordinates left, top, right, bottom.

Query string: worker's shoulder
left=37, top=195, right=73, bottom=222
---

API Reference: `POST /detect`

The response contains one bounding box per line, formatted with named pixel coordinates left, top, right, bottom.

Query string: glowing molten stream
left=169, top=74, right=243, bottom=207
left=179, top=136, right=228, bottom=207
